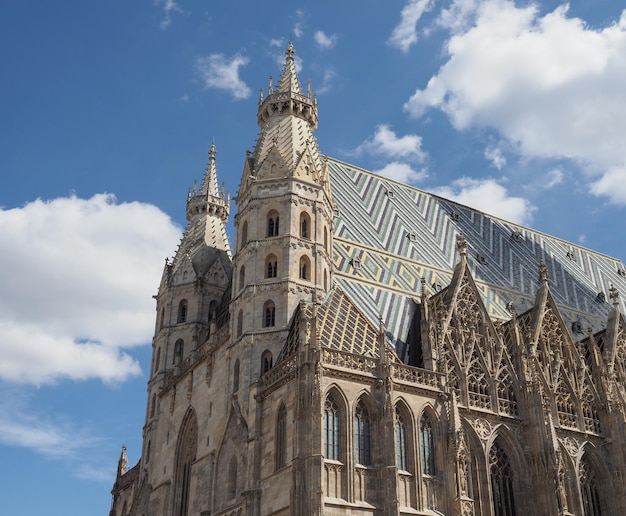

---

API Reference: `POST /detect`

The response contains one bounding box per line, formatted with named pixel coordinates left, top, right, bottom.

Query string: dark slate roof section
left=327, top=157, right=626, bottom=361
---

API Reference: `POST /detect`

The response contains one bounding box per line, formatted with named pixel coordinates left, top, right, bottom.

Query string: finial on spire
left=259, top=87, right=264, bottom=105
left=268, top=75, right=273, bottom=94
left=286, top=38, right=295, bottom=59
left=539, top=260, right=549, bottom=285
left=117, top=445, right=128, bottom=477
left=209, top=140, right=216, bottom=160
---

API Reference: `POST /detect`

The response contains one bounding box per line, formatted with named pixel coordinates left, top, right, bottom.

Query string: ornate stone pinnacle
left=456, top=234, right=467, bottom=256
left=539, top=260, right=549, bottom=285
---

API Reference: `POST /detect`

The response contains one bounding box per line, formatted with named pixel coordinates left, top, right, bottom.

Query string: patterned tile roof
left=327, top=157, right=626, bottom=361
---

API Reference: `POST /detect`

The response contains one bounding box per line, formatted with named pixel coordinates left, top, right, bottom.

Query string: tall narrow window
left=299, top=255, right=310, bottom=280
left=489, top=441, right=516, bottom=516
left=354, top=400, right=371, bottom=466
left=265, top=254, right=278, bottom=278
left=227, top=456, right=237, bottom=500
left=237, top=310, right=243, bottom=337
left=239, top=265, right=245, bottom=291
left=420, top=415, right=435, bottom=476
left=580, top=455, right=603, bottom=516
left=276, top=404, right=287, bottom=470
left=264, top=301, right=276, bottom=327
left=324, top=395, right=340, bottom=460
left=150, top=393, right=157, bottom=418
left=324, top=226, right=328, bottom=251
left=177, top=299, right=188, bottom=323
left=174, top=339, right=184, bottom=365
left=175, top=411, right=197, bottom=516
left=233, top=359, right=240, bottom=393
left=261, top=350, right=273, bottom=374
left=300, top=213, right=310, bottom=239
left=160, top=307, right=165, bottom=329
left=395, top=407, right=408, bottom=471
left=267, top=210, right=280, bottom=237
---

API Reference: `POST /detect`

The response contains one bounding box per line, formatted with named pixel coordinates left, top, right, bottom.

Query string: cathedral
left=110, top=43, right=626, bottom=516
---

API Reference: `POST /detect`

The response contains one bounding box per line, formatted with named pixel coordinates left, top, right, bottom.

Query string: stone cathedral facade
left=110, top=44, right=626, bottom=516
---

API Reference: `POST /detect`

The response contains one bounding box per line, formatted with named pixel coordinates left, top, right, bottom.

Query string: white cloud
left=0, top=391, right=102, bottom=460
left=591, top=165, right=626, bottom=204
left=195, top=53, right=251, bottom=100
left=388, top=0, right=436, bottom=52
left=155, top=0, right=184, bottom=30
left=317, top=67, right=336, bottom=94
left=375, top=162, right=428, bottom=184
left=269, top=38, right=284, bottom=48
left=484, top=143, right=506, bottom=170
left=293, top=10, right=306, bottom=38
left=405, top=2, right=626, bottom=204
left=0, top=194, right=181, bottom=385
left=544, top=168, right=564, bottom=189
left=357, top=124, right=427, bottom=162
left=431, top=177, right=535, bottom=225
left=314, top=30, right=337, bottom=49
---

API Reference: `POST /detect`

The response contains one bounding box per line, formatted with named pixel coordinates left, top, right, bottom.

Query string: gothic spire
left=199, top=141, right=220, bottom=198
left=276, top=40, right=301, bottom=94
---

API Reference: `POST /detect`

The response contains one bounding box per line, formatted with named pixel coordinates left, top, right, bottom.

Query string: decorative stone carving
left=473, top=417, right=492, bottom=441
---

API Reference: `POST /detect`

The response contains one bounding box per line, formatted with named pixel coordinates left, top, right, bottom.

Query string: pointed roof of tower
left=200, top=141, right=220, bottom=197
left=276, top=41, right=301, bottom=94
left=158, top=142, right=232, bottom=291
left=247, top=43, right=325, bottom=189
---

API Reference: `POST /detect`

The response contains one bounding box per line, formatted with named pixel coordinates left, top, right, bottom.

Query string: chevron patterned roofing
left=327, top=158, right=626, bottom=360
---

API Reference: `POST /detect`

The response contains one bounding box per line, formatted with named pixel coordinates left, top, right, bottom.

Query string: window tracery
left=489, top=441, right=516, bottom=516
left=354, top=399, right=371, bottom=466
left=324, top=395, right=340, bottom=461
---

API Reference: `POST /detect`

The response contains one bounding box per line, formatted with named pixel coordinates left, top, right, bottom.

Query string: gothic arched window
left=489, top=440, right=516, bottom=516
left=354, top=399, right=371, bottom=466
left=261, top=350, right=273, bottom=374
left=395, top=406, right=409, bottom=471
left=419, top=414, right=435, bottom=476
left=275, top=403, right=287, bottom=470
left=263, top=300, right=276, bottom=327
left=265, top=254, right=278, bottom=278
left=150, top=393, right=157, bottom=418
left=324, top=226, right=328, bottom=251
left=580, top=455, right=603, bottom=516
left=236, top=310, right=243, bottom=337
left=299, top=255, right=310, bottom=280
left=174, top=339, right=184, bottom=365
left=324, top=394, right=340, bottom=461
left=177, top=299, right=188, bottom=323
left=267, top=210, right=280, bottom=237
left=300, top=212, right=310, bottom=239
left=239, top=265, right=245, bottom=291
left=174, top=409, right=198, bottom=516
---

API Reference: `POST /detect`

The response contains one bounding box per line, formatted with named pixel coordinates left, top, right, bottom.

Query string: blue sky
left=1, top=0, right=626, bottom=514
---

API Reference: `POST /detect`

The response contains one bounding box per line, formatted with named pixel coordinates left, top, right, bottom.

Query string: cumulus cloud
left=155, top=0, right=184, bottom=30
left=375, top=162, right=428, bottom=184
left=431, top=177, right=535, bottom=225
left=484, top=143, right=507, bottom=170
left=591, top=165, right=626, bottom=204
left=195, top=53, right=251, bottom=100
left=388, top=0, right=436, bottom=52
left=357, top=124, right=427, bottom=162
left=314, top=30, right=338, bottom=49
left=405, top=1, right=626, bottom=204
left=0, top=194, right=181, bottom=385
left=269, top=38, right=284, bottom=48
